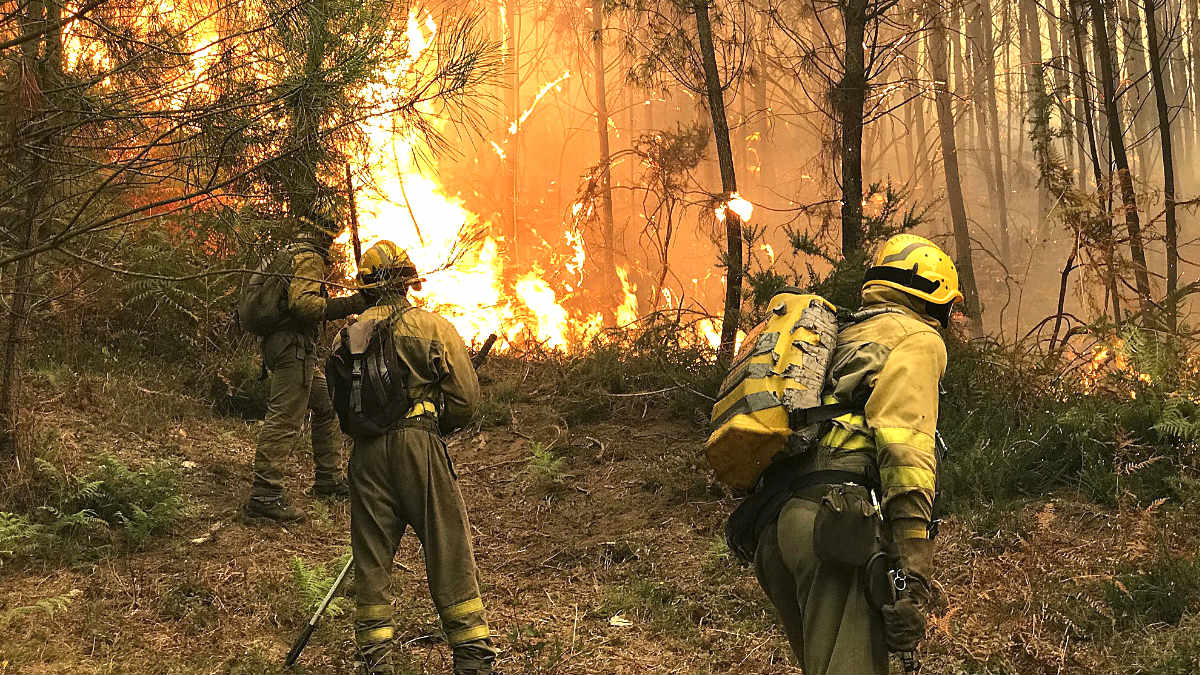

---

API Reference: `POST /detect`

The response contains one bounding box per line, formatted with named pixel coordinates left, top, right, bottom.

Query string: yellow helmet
left=862, top=234, right=964, bottom=306
left=358, top=240, right=421, bottom=291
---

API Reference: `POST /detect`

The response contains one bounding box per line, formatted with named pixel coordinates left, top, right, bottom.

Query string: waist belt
left=726, top=460, right=878, bottom=563
left=406, top=400, right=437, bottom=419
left=396, top=400, right=439, bottom=434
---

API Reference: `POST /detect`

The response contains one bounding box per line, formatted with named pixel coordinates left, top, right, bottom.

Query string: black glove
left=324, top=291, right=371, bottom=320
left=882, top=589, right=927, bottom=652
left=880, top=536, right=935, bottom=653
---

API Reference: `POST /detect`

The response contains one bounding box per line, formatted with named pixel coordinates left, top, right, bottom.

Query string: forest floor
left=1, top=355, right=1199, bottom=674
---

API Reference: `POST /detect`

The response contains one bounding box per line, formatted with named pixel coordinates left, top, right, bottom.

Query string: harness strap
left=789, top=401, right=855, bottom=428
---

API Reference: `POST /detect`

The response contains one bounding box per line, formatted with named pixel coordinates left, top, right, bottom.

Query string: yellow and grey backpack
left=705, top=289, right=850, bottom=490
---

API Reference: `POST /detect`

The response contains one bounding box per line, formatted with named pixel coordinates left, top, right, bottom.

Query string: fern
left=0, top=512, right=42, bottom=560
left=1154, top=399, right=1200, bottom=442
left=290, top=552, right=352, bottom=618
left=0, top=589, right=83, bottom=625
left=528, top=443, right=568, bottom=485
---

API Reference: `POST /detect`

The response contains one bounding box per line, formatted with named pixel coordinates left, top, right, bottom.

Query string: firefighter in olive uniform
left=752, top=234, right=962, bottom=674
left=244, top=213, right=371, bottom=522
left=342, top=241, right=496, bottom=675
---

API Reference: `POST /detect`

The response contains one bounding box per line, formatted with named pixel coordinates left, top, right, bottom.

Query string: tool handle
left=471, top=333, right=498, bottom=369
left=285, top=622, right=317, bottom=669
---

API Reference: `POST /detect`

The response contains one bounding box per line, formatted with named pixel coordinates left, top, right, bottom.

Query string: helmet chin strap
left=924, top=300, right=953, bottom=328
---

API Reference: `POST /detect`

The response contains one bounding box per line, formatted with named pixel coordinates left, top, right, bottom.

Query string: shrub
left=938, top=329, right=1200, bottom=510
left=1, top=454, right=186, bottom=563
left=1105, top=549, right=1200, bottom=629
left=36, top=455, right=185, bottom=545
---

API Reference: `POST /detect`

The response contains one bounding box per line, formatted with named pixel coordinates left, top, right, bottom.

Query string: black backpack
left=326, top=314, right=413, bottom=438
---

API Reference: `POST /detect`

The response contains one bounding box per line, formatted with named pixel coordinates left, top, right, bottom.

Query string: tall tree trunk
left=982, top=0, right=1012, bottom=262
left=1120, top=0, right=1153, bottom=172
left=504, top=0, right=519, bottom=258
left=1047, top=0, right=1074, bottom=172
left=952, top=4, right=970, bottom=143
left=1189, top=0, right=1199, bottom=154
left=693, top=0, right=742, bottom=362
left=592, top=0, right=618, bottom=309
left=1, top=0, right=60, bottom=463
left=753, top=25, right=773, bottom=188
left=1070, top=0, right=1122, bottom=320
left=838, top=0, right=868, bottom=258
left=1144, top=0, right=1178, bottom=331
left=1089, top=0, right=1154, bottom=311
left=1020, top=0, right=1051, bottom=237
left=929, top=6, right=984, bottom=334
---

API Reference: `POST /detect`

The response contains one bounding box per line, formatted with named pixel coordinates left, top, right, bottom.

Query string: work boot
left=356, top=644, right=394, bottom=675
left=311, top=478, right=350, bottom=499
left=453, top=640, right=496, bottom=675
left=243, top=497, right=304, bottom=522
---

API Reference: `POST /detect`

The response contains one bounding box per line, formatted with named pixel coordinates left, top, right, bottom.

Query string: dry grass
left=1, top=359, right=1198, bottom=673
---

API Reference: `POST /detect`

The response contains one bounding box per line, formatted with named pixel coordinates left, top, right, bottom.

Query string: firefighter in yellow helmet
left=749, top=233, right=961, bottom=674
left=332, top=241, right=495, bottom=675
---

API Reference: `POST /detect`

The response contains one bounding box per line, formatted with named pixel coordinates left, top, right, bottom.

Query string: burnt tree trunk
left=837, top=0, right=869, bottom=258
left=504, top=0, right=520, bottom=258
left=1089, top=0, right=1154, bottom=311
left=1, top=0, right=60, bottom=463
left=1143, top=0, right=1178, bottom=331
left=592, top=0, right=618, bottom=310
left=975, top=0, right=1012, bottom=263
left=694, top=0, right=743, bottom=362
left=1020, top=0, right=1051, bottom=237
left=1070, top=0, right=1122, bottom=320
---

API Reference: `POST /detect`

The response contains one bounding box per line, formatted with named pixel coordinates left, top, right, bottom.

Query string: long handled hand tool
left=285, top=555, right=353, bottom=669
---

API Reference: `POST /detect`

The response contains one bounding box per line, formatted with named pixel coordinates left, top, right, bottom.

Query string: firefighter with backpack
left=708, top=234, right=962, bottom=674
left=238, top=211, right=374, bottom=522
left=325, top=240, right=495, bottom=675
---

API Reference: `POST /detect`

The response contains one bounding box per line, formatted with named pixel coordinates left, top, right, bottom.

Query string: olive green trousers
left=755, top=497, right=889, bottom=674
left=251, top=332, right=342, bottom=501
left=349, top=424, right=495, bottom=668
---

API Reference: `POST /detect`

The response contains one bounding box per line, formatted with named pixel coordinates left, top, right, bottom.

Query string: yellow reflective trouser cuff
left=447, top=624, right=490, bottom=645
left=356, top=604, right=392, bottom=621
left=357, top=626, right=395, bottom=644
left=441, top=597, right=485, bottom=621
left=879, top=466, right=937, bottom=493
left=406, top=400, right=437, bottom=418
left=876, top=427, right=935, bottom=453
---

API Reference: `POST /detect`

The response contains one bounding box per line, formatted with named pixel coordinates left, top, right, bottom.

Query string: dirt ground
left=1, top=359, right=1197, bottom=674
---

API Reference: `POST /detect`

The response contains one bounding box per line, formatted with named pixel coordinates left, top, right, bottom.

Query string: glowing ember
left=715, top=192, right=755, bottom=223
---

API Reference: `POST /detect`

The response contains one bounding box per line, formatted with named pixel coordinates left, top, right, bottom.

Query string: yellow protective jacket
left=355, top=296, right=480, bottom=432
left=816, top=286, right=946, bottom=541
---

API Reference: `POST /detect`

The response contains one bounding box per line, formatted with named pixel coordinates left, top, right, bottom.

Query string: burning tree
left=0, top=0, right=500, bottom=464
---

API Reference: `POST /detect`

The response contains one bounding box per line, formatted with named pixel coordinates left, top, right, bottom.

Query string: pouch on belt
left=812, top=484, right=880, bottom=567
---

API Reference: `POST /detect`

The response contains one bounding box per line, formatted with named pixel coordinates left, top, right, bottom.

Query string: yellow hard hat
left=358, top=240, right=421, bottom=291
left=862, top=234, right=964, bottom=306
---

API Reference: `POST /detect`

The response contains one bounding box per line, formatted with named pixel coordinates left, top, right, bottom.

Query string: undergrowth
left=940, top=328, right=1200, bottom=510
left=0, top=454, right=184, bottom=564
